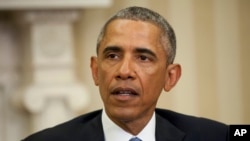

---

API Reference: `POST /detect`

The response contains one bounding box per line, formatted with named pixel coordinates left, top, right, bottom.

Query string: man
left=22, top=6, right=228, bottom=141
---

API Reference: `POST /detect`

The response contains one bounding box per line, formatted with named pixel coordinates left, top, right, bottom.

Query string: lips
left=111, top=87, right=139, bottom=96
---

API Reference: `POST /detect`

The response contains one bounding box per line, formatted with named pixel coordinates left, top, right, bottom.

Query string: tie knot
left=129, top=137, right=142, bottom=141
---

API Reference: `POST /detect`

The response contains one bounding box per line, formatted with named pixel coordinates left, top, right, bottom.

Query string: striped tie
left=129, top=137, right=142, bottom=141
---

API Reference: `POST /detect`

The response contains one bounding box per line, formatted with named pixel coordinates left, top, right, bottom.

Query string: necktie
left=129, top=137, right=142, bottom=141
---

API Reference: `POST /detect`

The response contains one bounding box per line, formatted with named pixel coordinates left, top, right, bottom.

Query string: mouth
left=111, top=87, right=139, bottom=97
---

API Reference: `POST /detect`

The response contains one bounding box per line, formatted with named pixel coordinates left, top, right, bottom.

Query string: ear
left=90, top=56, right=99, bottom=86
left=164, top=64, right=181, bottom=92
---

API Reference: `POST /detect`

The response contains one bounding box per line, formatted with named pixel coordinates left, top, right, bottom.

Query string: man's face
left=91, top=19, right=179, bottom=124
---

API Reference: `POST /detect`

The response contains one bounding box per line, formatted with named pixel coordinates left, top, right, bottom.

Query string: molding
left=0, top=0, right=112, bottom=10
left=15, top=10, right=79, bottom=23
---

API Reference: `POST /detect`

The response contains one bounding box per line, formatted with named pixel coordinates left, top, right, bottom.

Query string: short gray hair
left=96, top=6, right=176, bottom=64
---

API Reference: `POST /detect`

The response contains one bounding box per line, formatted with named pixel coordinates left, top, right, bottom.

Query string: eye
left=138, top=55, right=150, bottom=61
left=107, top=53, right=119, bottom=60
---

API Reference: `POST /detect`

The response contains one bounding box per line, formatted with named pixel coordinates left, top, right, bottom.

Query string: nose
left=115, top=57, right=135, bottom=80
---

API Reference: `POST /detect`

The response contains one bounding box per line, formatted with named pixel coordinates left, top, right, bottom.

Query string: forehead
left=100, top=19, right=165, bottom=51
left=106, top=19, right=160, bottom=37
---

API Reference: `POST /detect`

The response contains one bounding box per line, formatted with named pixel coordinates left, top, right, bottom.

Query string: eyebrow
left=102, top=46, right=157, bottom=58
left=102, top=46, right=122, bottom=55
left=134, top=47, right=157, bottom=58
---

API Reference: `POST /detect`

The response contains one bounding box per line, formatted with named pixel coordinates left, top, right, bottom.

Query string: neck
left=111, top=112, right=154, bottom=135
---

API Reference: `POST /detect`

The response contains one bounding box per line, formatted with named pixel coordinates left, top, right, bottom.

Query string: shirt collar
left=102, top=109, right=156, bottom=141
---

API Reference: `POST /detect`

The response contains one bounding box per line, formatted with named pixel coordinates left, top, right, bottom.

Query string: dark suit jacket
left=22, top=108, right=228, bottom=141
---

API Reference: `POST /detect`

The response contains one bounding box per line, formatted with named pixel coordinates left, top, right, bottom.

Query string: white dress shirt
left=102, top=109, right=156, bottom=141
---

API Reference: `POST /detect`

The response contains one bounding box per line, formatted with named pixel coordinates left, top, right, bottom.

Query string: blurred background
left=0, top=0, right=249, bottom=141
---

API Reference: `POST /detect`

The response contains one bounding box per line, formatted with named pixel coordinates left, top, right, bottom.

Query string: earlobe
left=164, top=64, right=181, bottom=92
left=90, top=56, right=99, bottom=86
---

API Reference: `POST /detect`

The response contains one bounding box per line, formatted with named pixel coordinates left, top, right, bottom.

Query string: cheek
left=138, top=67, right=166, bottom=97
left=138, top=65, right=166, bottom=84
left=98, top=63, right=115, bottom=85
left=98, top=67, right=113, bottom=101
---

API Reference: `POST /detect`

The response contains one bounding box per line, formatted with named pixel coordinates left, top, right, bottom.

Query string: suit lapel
left=77, top=109, right=186, bottom=141
left=155, top=113, right=186, bottom=141
left=78, top=110, right=105, bottom=141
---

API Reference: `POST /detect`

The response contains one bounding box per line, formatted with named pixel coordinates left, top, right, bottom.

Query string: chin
left=109, top=107, right=139, bottom=121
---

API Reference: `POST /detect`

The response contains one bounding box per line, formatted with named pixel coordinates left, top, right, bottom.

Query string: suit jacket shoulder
left=155, top=108, right=229, bottom=141
left=23, top=109, right=229, bottom=141
left=22, top=110, right=104, bottom=141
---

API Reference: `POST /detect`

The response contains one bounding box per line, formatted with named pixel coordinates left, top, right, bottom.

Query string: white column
left=0, top=19, right=23, bottom=141
left=16, top=10, right=90, bottom=132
